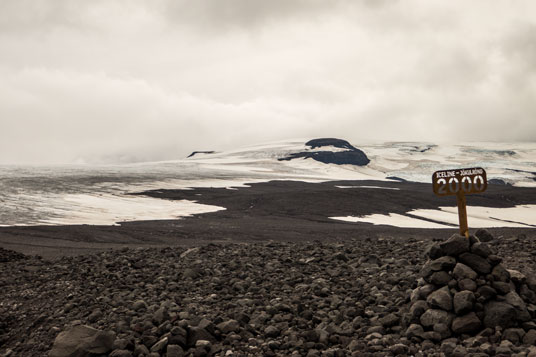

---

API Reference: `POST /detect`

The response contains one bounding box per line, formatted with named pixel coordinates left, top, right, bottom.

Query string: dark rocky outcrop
left=305, top=138, right=357, bottom=150
left=279, top=138, right=370, bottom=166
left=187, top=151, right=215, bottom=158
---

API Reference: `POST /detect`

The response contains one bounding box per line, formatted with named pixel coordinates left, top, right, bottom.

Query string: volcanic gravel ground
left=1, top=234, right=536, bottom=356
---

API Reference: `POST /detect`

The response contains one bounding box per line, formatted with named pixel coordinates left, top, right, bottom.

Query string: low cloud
left=0, top=1, right=535, bottom=164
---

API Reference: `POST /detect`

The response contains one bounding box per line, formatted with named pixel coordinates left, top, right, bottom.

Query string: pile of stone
left=407, top=230, right=536, bottom=347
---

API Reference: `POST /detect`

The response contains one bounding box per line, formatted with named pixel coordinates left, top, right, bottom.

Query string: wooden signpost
left=432, top=167, right=487, bottom=237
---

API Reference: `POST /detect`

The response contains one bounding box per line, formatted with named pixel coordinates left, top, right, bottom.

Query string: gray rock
left=458, top=253, right=491, bottom=275
left=441, top=339, right=457, bottom=355
left=379, top=313, right=399, bottom=328
left=153, top=307, right=169, bottom=325
left=420, top=309, right=453, bottom=328
left=389, top=343, right=408, bottom=355
left=429, top=271, right=452, bottom=285
left=523, top=321, right=536, bottom=331
left=458, top=278, right=477, bottom=291
left=419, top=260, right=433, bottom=278
left=264, top=326, right=280, bottom=338
left=426, top=243, right=444, bottom=259
left=433, top=323, right=451, bottom=339
left=406, top=324, right=425, bottom=339
left=483, top=301, right=516, bottom=328
left=49, top=325, right=115, bottom=357
left=479, top=343, right=494, bottom=355
left=132, top=300, right=147, bottom=311
left=476, top=285, right=497, bottom=303
left=150, top=337, right=168, bottom=353
left=452, top=345, right=467, bottom=357
left=471, top=242, right=493, bottom=258
left=523, top=329, right=536, bottom=345
left=451, top=345, right=468, bottom=357
left=495, top=342, right=513, bottom=355
left=502, top=328, right=525, bottom=344
left=491, top=264, right=510, bottom=282
left=430, top=256, right=457, bottom=271
left=527, top=276, right=536, bottom=293
left=418, top=284, right=436, bottom=299
left=409, top=300, right=428, bottom=321
left=440, top=234, right=470, bottom=256
left=520, top=284, right=536, bottom=304
left=426, top=287, right=453, bottom=311
left=487, top=255, right=502, bottom=266
left=109, top=350, right=132, bottom=357
left=453, top=290, right=475, bottom=315
left=112, top=338, right=132, bottom=351
left=133, top=345, right=150, bottom=356
left=187, top=326, right=215, bottom=347
left=507, top=269, right=526, bottom=285
left=166, top=344, right=185, bottom=357
left=505, top=291, right=531, bottom=322
left=451, top=312, right=481, bottom=334
left=216, top=319, right=240, bottom=334
left=492, top=281, right=511, bottom=294
left=195, top=340, right=212, bottom=351
left=422, top=330, right=442, bottom=342
left=475, top=229, right=494, bottom=242
left=453, top=263, right=478, bottom=280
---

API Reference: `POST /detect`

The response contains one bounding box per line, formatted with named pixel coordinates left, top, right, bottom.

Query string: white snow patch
left=410, top=205, right=536, bottom=228
left=335, top=185, right=400, bottom=190
left=330, top=214, right=452, bottom=228
left=330, top=204, right=536, bottom=229
left=25, top=194, right=225, bottom=226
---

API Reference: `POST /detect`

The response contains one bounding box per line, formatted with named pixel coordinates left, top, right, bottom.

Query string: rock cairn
left=407, top=230, right=536, bottom=348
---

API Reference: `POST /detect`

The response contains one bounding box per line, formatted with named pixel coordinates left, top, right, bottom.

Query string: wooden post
left=456, top=191, right=469, bottom=238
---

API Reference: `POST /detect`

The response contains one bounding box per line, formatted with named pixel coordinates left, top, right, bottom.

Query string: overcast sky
left=1, top=0, right=535, bottom=164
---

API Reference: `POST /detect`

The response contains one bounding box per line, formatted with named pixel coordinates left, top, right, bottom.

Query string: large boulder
left=49, top=325, right=115, bottom=357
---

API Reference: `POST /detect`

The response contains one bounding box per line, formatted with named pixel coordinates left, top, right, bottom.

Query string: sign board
left=432, top=167, right=488, bottom=237
left=432, top=167, right=487, bottom=197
